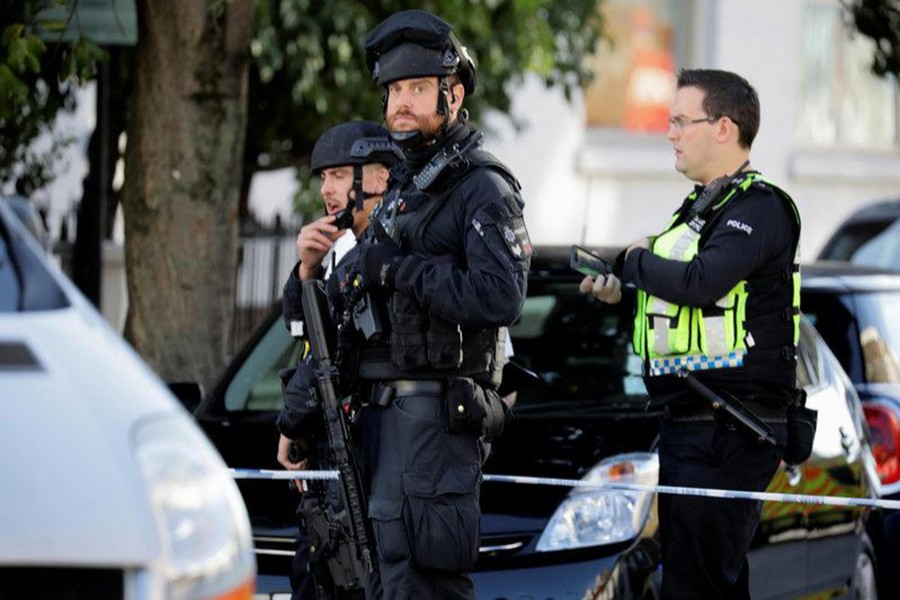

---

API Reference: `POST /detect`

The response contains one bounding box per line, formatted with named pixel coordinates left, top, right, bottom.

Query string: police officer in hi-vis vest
left=581, top=69, right=801, bottom=599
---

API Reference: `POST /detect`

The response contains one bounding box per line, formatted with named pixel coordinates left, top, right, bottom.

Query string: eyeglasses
left=668, top=115, right=718, bottom=131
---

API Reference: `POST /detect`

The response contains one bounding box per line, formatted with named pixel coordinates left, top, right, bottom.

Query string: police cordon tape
left=229, top=468, right=900, bottom=511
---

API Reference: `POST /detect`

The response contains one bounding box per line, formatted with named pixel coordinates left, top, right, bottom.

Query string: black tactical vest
left=357, top=145, right=520, bottom=389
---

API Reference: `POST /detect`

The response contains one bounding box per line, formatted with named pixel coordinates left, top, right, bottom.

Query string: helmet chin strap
left=436, top=77, right=452, bottom=139
left=352, top=164, right=365, bottom=212
left=350, top=164, right=380, bottom=212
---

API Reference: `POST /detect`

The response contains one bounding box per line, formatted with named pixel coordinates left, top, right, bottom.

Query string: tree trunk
left=122, top=0, right=254, bottom=389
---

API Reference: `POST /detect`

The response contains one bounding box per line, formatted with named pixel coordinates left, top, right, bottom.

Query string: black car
left=801, top=263, right=900, bottom=495
left=187, top=248, right=885, bottom=599
left=801, top=262, right=900, bottom=589
left=818, top=199, right=900, bottom=270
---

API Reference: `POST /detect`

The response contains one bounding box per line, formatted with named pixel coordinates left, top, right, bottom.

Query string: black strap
left=410, top=149, right=519, bottom=245
left=689, top=160, right=750, bottom=219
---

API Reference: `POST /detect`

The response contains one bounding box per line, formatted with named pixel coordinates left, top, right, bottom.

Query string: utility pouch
left=427, top=318, right=463, bottom=369
left=446, top=377, right=507, bottom=440
left=389, top=292, right=428, bottom=370
left=784, top=389, right=817, bottom=466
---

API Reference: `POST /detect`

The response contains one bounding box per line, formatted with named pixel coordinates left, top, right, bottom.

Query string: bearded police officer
left=277, top=121, right=397, bottom=600
left=581, top=69, right=801, bottom=599
left=322, top=10, right=531, bottom=599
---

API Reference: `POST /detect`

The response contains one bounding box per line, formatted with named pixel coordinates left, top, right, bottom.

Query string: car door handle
left=785, top=464, right=802, bottom=486
left=840, top=426, right=853, bottom=454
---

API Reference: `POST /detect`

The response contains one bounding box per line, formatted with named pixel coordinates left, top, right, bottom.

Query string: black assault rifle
left=300, top=279, right=375, bottom=575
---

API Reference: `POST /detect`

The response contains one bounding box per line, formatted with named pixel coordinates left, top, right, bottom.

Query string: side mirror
left=168, top=381, right=204, bottom=413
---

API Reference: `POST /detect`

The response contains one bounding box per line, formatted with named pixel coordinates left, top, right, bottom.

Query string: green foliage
left=845, top=0, right=900, bottom=79
left=247, top=0, right=604, bottom=216
left=0, top=0, right=106, bottom=195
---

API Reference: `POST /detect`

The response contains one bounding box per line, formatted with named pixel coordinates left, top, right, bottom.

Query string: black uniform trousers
left=657, top=416, right=787, bottom=599
left=357, top=383, right=482, bottom=600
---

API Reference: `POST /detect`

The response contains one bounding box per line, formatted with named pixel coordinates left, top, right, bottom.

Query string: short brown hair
left=677, top=69, right=760, bottom=149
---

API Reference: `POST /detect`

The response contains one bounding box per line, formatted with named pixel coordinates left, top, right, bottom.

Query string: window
left=802, top=292, right=862, bottom=382
left=797, top=319, right=822, bottom=389
left=224, top=316, right=298, bottom=411
left=584, top=0, right=691, bottom=133
left=857, top=292, right=900, bottom=384
left=797, top=2, right=900, bottom=150
left=509, top=282, right=646, bottom=406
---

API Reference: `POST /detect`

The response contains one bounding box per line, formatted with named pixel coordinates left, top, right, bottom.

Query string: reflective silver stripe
left=648, top=351, right=745, bottom=376
left=648, top=296, right=675, bottom=315
left=647, top=297, right=677, bottom=355
left=704, top=315, right=728, bottom=357
left=652, top=315, right=672, bottom=356
left=669, top=228, right=699, bottom=261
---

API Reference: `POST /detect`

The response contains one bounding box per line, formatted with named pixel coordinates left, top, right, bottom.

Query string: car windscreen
left=507, top=280, right=648, bottom=409
left=819, top=218, right=900, bottom=270
left=0, top=202, right=68, bottom=312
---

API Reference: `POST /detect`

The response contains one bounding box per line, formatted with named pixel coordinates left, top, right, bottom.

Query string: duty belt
left=665, top=400, right=787, bottom=423
left=369, top=379, right=444, bottom=407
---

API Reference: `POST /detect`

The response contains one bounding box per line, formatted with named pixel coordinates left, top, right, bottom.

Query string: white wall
left=483, top=0, right=900, bottom=258
left=482, top=75, right=590, bottom=247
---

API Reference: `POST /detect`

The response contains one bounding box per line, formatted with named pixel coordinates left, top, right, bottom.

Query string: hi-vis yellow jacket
left=633, top=172, right=801, bottom=377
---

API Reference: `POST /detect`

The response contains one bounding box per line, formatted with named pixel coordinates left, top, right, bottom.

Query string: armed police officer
left=277, top=120, right=398, bottom=600
left=581, top=69, right=801, bottom=599
left=322, top=10, right=531, bottom=599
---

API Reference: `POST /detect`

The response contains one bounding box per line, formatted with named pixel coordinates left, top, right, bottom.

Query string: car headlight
left=134, top=414, right=255, bottom=599
left=536, top=452, right=658, bottom=552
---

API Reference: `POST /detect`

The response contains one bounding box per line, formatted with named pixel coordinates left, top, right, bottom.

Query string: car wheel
left=850, top=540, right=878, bottom=600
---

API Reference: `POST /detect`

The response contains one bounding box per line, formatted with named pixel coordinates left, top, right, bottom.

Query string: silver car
left=0, top=198, right=256, bottom=599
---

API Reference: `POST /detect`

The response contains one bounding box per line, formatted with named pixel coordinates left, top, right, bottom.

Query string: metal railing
left=231, top=221, right=298, bottom=352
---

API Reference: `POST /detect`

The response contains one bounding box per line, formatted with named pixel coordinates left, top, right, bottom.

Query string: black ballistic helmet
left=310, top=121, right=399, bottom=174
left=364, top=10, right=476, bottom=95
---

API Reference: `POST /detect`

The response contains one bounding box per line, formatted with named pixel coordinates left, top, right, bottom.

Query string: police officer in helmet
left=325, top=9, right=532, bottom=599
left=289, top=120, right=397, bottom=288
left=277, top=120, right=398, bottom=600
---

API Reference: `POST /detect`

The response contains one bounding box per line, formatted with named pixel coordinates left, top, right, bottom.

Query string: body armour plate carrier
left=359, top=147, right=520, bottom=389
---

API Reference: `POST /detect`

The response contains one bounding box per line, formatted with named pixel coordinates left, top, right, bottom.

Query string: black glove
left=360, top=239, right=403, bottom=289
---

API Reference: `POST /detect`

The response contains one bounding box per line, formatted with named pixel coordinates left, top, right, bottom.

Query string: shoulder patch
left=501, top=215, right=533, bottom=260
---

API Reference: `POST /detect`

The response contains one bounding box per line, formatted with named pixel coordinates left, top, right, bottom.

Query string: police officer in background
left=323, top=10, right=531, bottom=599
left=277, top=120, right=397, bottom=600
left=581, top=69, right=801, bottom=599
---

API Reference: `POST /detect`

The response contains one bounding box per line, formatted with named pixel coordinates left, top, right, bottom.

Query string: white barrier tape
left=229, top=468, right=900, bottom=511
left=231, top=468, right=338, bottom=480
left=483, top=474, right=900, bottom=511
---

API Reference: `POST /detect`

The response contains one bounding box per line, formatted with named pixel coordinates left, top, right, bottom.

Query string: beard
left=387, top=109, right=444, bottom=140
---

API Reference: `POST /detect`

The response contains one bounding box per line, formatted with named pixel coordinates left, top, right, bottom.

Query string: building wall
left=483, top=0, right=900, bottom=258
